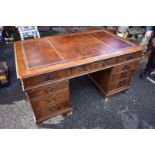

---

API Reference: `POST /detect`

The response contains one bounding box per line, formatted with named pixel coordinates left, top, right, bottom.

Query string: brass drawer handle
left=47, top=74, right=52, bottom=80
left=127, top=55, right=133, bottom=60
left=46, top=99, right=52, bottom=103
left=46, top=97, right=55, bottom=104
left=78, top=66, right=87, bottom=72
left=117, top=81, right=125, bottom=87
left=78, top=67, right=83, bottom=71
left=42, top=74, right=53, bottom=81
left=45, top=87, right=55, bottom=93
left=120, top=72, right=127, bottom=79
left=122, top=64, right=131, bottom=71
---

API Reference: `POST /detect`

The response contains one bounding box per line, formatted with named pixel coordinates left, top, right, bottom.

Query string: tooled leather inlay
left=21, top=30, right=133, bottom=70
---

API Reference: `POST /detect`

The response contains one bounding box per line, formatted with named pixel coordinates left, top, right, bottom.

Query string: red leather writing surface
left=21, top=30, right=133, bottom=70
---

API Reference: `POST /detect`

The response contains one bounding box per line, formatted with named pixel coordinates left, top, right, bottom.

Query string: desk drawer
left=104, top=57, right=116, bottom=65
left=111, top=70, right=134, bottom=82
left=88, top=52, right=141, bottom=72
left=92, top=61, right=105, bottom=69
left=23, top=69, right=69, bottom=89
left=70, top=65, right=87, bottom=76
left=34, top=100, right=69, bottom=120
left=30, top=88, right=69, bottom=110
left=115, top=51, right=142, bottom=63
left=126, top=51, right=142, bottom=61
left=112, top=61, right=138, bottom=74
left=26, top=80, right=68, bottom=99
left=109, top=78, right=131, bottom=91
left=69, top=57, right=116, bottom=76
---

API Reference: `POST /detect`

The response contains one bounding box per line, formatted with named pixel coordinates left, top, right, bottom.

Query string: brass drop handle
left=47, top=74, right=52, bottom=80
left=120, top=72, right=127, bottom=79
left=78, top=66, right=87, bottom=72
left=45, top=87, right=55, bottom=93
left=46, top=97, right=55, bottom=104
left=127, top=55, right=133, bottom=60
left=46, top=99, right=51, bottom=103
left=117, top=81, right=125, bottom=87
left=43, top=74, right=53, bottom=81
left=122, top=64, right=131, bottom=71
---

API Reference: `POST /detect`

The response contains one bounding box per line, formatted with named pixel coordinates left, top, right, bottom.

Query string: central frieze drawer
left=69, top=57, right=117, bottom=76
left=70, top=65, right=88, bottom=76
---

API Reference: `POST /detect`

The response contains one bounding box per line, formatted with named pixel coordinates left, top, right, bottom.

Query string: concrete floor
left=0, top=29, right=155, bottom=129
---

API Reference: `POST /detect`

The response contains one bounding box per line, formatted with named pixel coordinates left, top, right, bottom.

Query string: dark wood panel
left=108, top=77, right=131, bottom=92
left=112, top=61, right=138, bottom=74
left=26, top=80, right=68, bottom=99
left=111, top=70, right=134, bottom=82
left=89, top=68, right=113, bottom=93
left=34, top=100, right=70, bottom=120
left=22, top=69, right=69, bottom=88
left=30, top=88, right=69, bottom=111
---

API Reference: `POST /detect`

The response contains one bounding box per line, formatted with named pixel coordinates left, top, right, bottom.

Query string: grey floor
left=0, top=37, right=155, bottom=129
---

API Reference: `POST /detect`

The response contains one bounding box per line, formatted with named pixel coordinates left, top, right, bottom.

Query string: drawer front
left=70, top=65, right=88, bottom=76
left=116, top=51, right=142, bottom=63
left=69, top=52, right=141, bottom=77
left=94, top=57, right=116, bottom=68
left=92, top=60, right=105, bottom=69
left=111, top=70, right=134, bottom=82
left=23, top=69, right=69, bottom=88
left=34, top=100, right=69, bottom=120
left=106, top=51, right=141, bottom=64
left=125, top=51, right=142, bottom=61
left=69, top=57, right=116, bottom=76
left=26, top=80, right=68, bottom=99
left=109, top=78, right=131, bottom=91
left=30, top=88, right=69, bottom=110
left=112, top=61, right=138, bottom=74
left=115, top=55, right=127, bottom=63
left=104, top=57, right=116, bottom=65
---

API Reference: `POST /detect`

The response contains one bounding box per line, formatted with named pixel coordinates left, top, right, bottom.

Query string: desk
left=14, top=29, right=143, bottom=125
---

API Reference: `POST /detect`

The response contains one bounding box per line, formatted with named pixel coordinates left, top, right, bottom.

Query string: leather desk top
left=14, top=29, right=143, bottom=79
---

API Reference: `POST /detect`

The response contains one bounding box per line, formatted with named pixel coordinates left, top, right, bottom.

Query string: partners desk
left=14, top=29, right=143, bottom=125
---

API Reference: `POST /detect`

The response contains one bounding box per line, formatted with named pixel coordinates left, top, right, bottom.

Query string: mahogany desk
left=14, top=29, right=143, bottom=125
